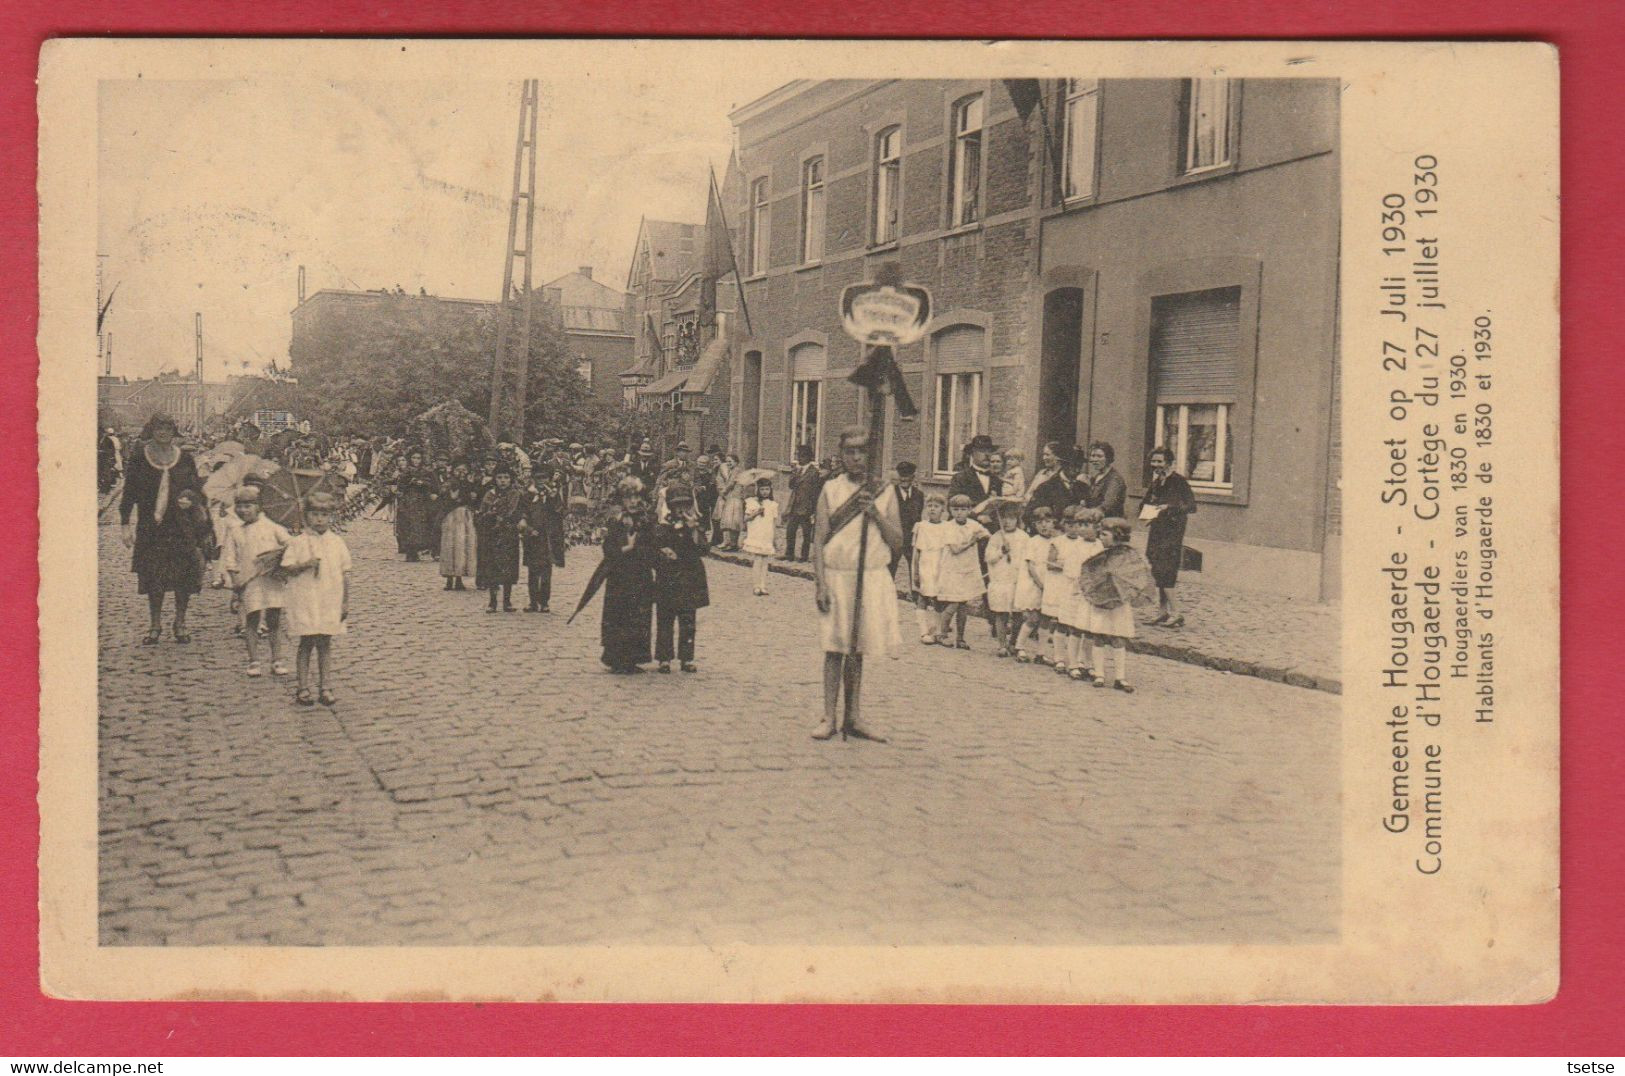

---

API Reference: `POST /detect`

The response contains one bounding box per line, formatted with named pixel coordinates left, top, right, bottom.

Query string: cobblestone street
left=98, top=517, right=1340, bottom=947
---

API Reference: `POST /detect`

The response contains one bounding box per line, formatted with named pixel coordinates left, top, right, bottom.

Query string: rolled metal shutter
left=933, top=324, right=985, bottom=370
left=1151, top=287, right=1240, bottom=403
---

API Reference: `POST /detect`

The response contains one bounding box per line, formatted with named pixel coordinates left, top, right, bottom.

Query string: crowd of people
left=109, top=408, right=1204, bottom=725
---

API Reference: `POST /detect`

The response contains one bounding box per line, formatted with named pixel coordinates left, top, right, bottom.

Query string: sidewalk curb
left=706, top=549, right=1341, bottom=695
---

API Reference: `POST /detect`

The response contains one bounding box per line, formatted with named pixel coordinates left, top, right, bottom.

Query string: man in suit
left=889, top=460, right=926, bottom=586
left=784, top=443, right=823, bottom=562
left=949, top=433, right=1004, bottom=510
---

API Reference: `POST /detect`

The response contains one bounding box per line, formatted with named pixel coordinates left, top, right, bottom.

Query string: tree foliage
left=291, top=295, right=649, bottom=448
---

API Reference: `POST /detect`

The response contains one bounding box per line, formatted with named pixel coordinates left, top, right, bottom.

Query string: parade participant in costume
left=280, top=491, right=351, bottom=707
left=811, top=426, right=903, bottom=742
left=224, top=486, right=290, bottom=678
left=717, top=456, right=746, bottom=551
left=598, top=477, right=656, bottom=674
left=910, top=491, right=948, bottom=644
left=120, top=414, right=206, bottom=644
left=740, top=476, right=780, bottom=596
left=934, top=493, right=991, bottom=650
left=475, top=465, right=525, bottom=612
left=437, top=461, right=479, bottom=591
left=1061, top=508, right=1106, bottom=681
left=391, top=449, right=438, bottom=561
left=651, top=484, right=710, bottom=674
left=984, top=499, right=1029, bottom=657
left=519, top=464, right=567, bottom=612
left=1140, top=446, right=1197, bottom=628
left=1080, top=517, right=1146, bottom=692
left=1013, top=505, right=1052, bottom=663
left=783, top=444, right=822, bottom=562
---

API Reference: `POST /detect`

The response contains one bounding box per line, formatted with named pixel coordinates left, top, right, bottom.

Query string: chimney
left=578, top=266, right=593, bottom=281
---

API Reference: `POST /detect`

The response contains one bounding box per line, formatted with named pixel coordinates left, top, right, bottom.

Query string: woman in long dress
left=717, top=456, right=747, bottom=550
left=391, top=449, right=438, bottom=561
left=437, top=461, right=479, bottom=590
left=599, top=477, right=656, bottom=673
left=1140, top=446, right=1198, bottom=628
left=119, top=414, right=207, bottom=643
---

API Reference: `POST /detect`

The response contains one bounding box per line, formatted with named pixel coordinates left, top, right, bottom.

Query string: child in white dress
left=280, top=491, right=352, bottom=707
left=224, top=487, right=290, bottom=678
left=934, top=493, right=990, bottom=649
left=911, top=492, right=947, bottom=643
left=1013, top=506, right=1053, bottom=663
left=740, top=477, right=780, bottom=596
left=983, top=501, right=1028, bottom=657
left=1063, top=508, right=1105, bottom=681
left=1036, top=507, right=1070, bottom=668
left=1085, top=517, right=1141, bottom=693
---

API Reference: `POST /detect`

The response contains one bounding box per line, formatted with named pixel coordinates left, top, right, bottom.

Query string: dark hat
left=966, top=433, right=997, bottom=453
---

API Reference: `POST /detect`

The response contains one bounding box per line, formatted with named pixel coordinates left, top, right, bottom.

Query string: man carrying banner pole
left=811, top=422, right=903, bottom=742
left=809, top=264, right=928, bottom=742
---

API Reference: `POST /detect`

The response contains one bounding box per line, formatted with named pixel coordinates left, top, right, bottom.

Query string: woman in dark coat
left=650, top=484, right=710, bottom=673
left=599, top=477, right=656, bottom=673
left=391, top=449, right=438, bottom=561
left=1024, top=441, right=1074, bottom=527
left=1078, top=440, right=1128, bottom=519
left=119, top=414, right=207, bottom=643
left=475, top=466, right=525, bottom=612
left=1140, top=446, right=1198, bottom=627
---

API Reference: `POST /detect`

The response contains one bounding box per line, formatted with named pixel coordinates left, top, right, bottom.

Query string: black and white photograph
left=84, top=59, right=1345, bottom=960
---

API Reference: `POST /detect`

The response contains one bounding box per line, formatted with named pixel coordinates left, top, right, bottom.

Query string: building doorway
left=740, top=350, right=763, bottom=467
left=1039, top=288, right=1085, bottom=452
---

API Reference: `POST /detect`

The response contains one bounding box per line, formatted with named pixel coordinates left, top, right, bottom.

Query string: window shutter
left=1151, top=287, right=1240, bottom=403
left=789, top=342, right=826, bottom=379
left=934, top=325, right=984, bottom=371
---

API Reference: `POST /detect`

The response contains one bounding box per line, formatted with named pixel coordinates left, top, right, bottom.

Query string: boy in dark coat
left=651, top=484, right=710, bottom=674
left=519, top=465, right=568, bottom=612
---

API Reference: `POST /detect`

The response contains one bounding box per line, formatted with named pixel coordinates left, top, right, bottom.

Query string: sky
left=97, top=74, right=784, bottom=381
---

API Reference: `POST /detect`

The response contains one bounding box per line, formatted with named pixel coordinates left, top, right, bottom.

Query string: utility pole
left=105, top=333, right=112, bottom=378
left=488, top=79, right=540, bottom=442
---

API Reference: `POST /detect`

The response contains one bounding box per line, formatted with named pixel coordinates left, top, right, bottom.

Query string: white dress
left=817, top=474, right=902, bottom=658
left=984, top=528, right=1027, bottom=613
left=227, top=516, right=290, bottom=614
left=933, top=518, right=990, bottom=603
left=740, top=497, right=780, bottom=555
left=281, top=529, right=352, bottom=636
left=1063, top=538, right=1103, bottom=630
left=912, top=519, right=946, bottom=600
left=1013, top=532, right=1047, bottom=613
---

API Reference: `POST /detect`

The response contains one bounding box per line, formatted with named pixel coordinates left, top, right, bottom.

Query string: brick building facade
left=724, top=78, right=1340, bottom=599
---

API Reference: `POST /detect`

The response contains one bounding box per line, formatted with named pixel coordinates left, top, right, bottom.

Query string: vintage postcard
left=36, top=38, right=1558, bottom=1003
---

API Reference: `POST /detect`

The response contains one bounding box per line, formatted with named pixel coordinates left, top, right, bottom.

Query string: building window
left=872, top=126, right=901, bottom=245
left=748, top=176, right=770, bottom=275
left=791, top=378, right=822, bottom=459
left=800, top=156, right=826, bottom=264
left=1150, top=286, right=1241, bottom=491
left=576, top=356, right=592, bottom=383
left=933, top=371, right=982, bottom=477
left=1061, top=79, right=1100, bottom=201
left=949, top=95, right=983, bottom=228
left=1181, top=78, right=1234, bottom=174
